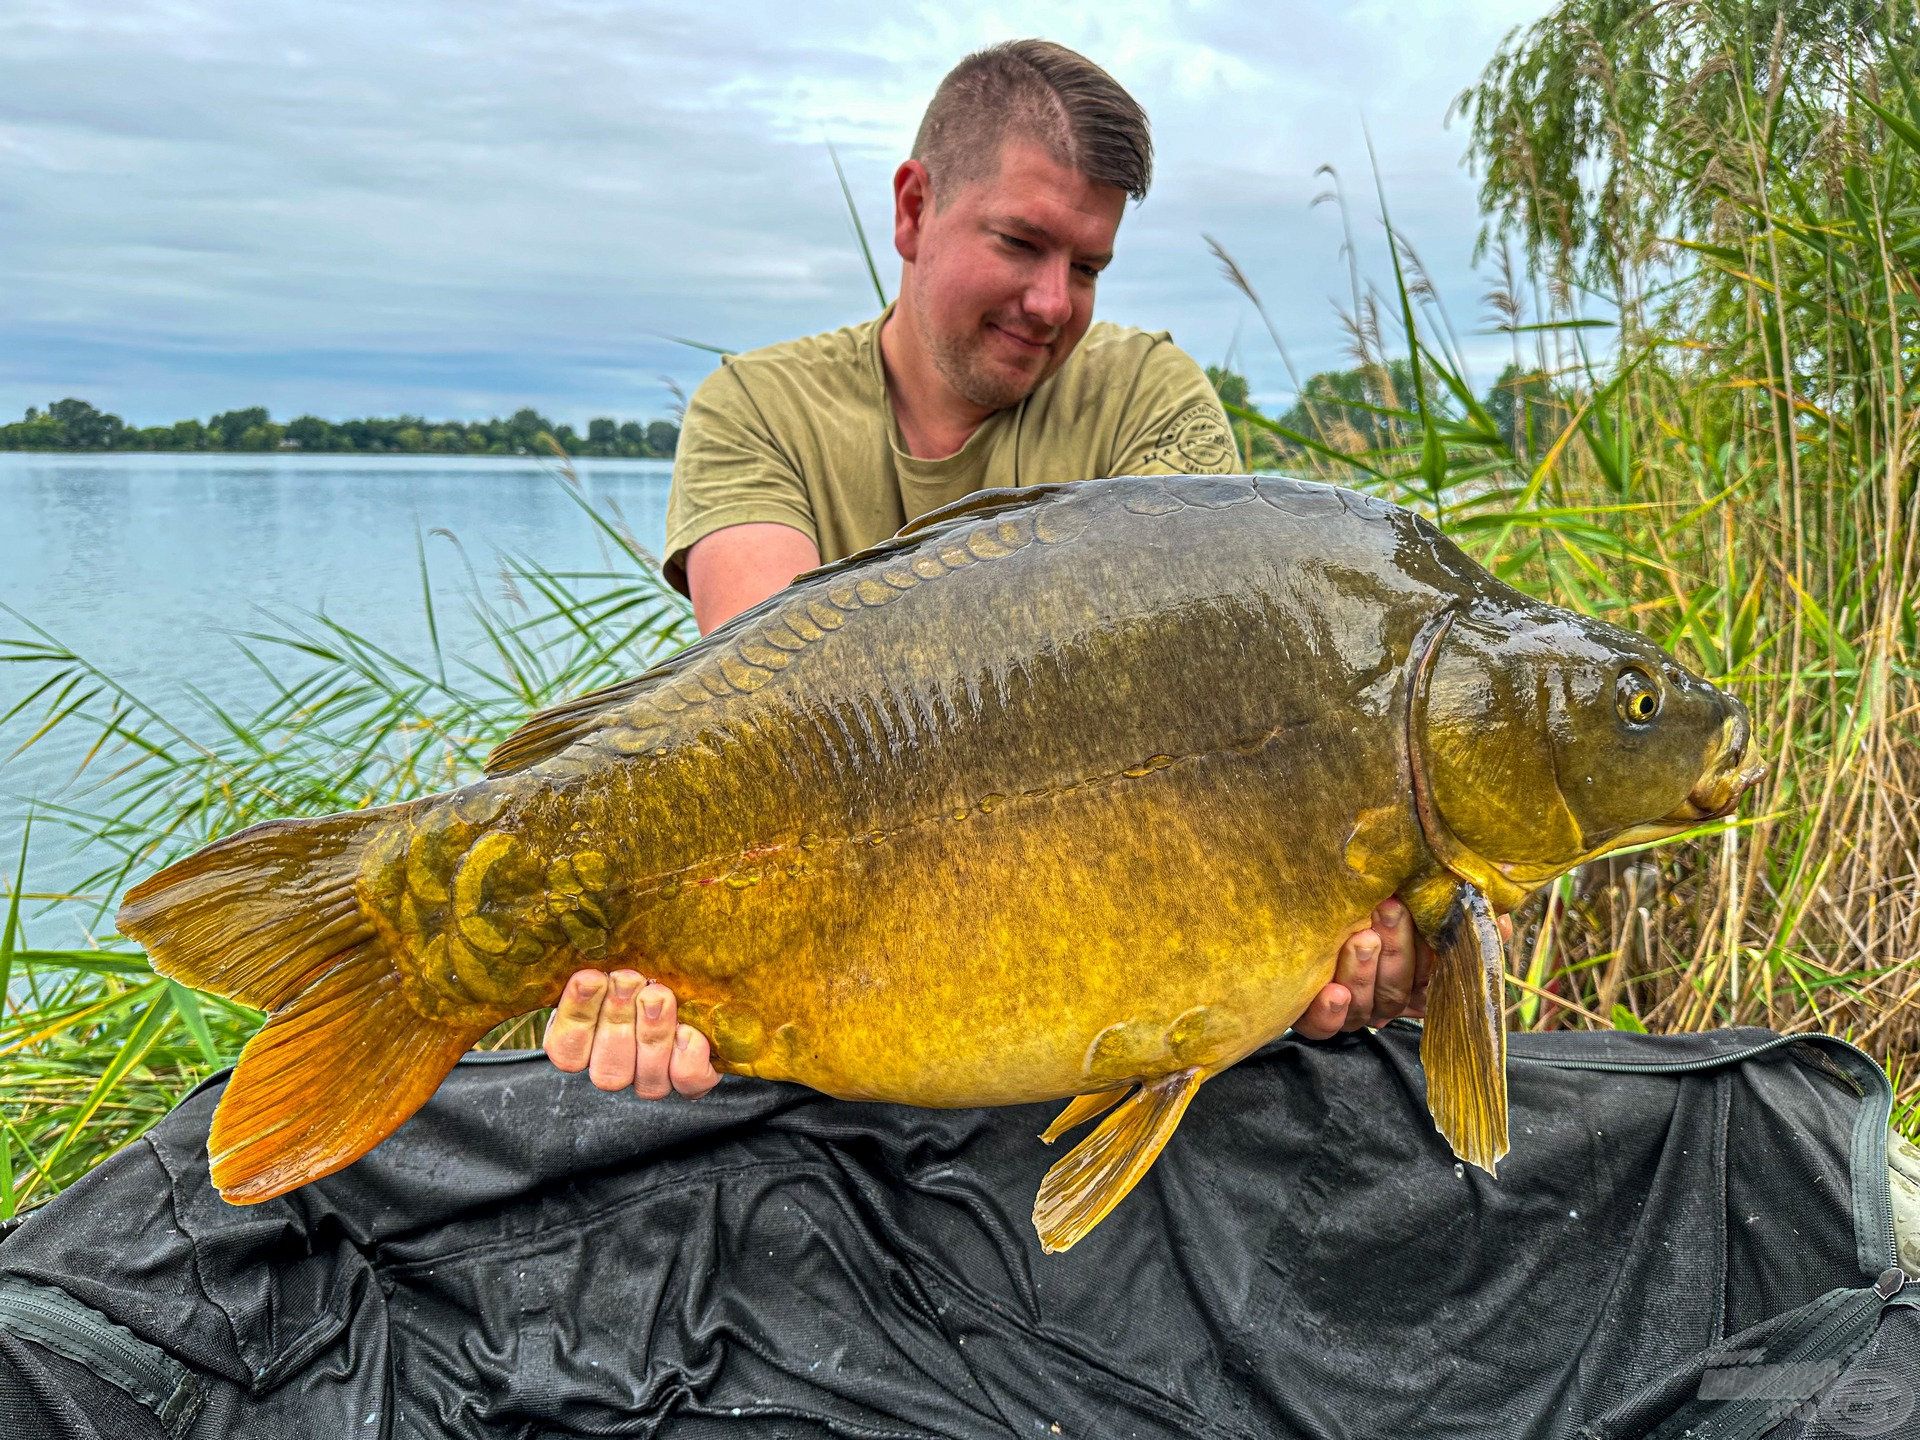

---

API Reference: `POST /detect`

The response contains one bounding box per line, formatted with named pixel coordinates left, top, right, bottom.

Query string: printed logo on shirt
left=1141, top=404, right=1236, bottom=472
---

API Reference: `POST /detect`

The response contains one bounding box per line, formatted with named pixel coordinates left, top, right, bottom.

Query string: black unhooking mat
left=1, top=1023, right=1915, bottom=1439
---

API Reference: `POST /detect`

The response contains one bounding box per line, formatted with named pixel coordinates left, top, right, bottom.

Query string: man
left=542, top=39, right=1439, bottom=1100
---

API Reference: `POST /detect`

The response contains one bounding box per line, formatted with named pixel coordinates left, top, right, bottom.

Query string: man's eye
left=998, top=233, right=1035, bottom=252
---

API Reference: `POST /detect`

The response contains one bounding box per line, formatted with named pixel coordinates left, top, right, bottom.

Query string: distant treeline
left=9, top=367, right=1555, bottom=461
left=0, top=398, right=680, bottom=458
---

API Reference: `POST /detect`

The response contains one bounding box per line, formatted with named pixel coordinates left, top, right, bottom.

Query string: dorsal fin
left=484, top=541, right=860, bottom=777
left=894, top=481, right=1077, bottom=541
left=485, top=481, right=1089, bottom=777
left=781, top=480, right=1080, bottom=589
left=483, top=570, right=834, bottom=777
left=483, top=668, right=676, bottom=776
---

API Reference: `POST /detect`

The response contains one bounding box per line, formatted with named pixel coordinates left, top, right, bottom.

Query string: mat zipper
left=0, top=1275, right=202, bottom=1437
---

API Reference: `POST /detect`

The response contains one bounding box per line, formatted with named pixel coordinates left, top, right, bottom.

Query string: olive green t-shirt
left=661, top=306, right=1239, bottom=595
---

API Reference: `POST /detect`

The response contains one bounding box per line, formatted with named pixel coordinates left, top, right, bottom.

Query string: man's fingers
left=586, top=969, right=643, bottom=1092
left=543, top=969, right=607, bottom=1073
left=1294, top=982, right=1351, bottom=1041
left=670, top=1025, right=720, bottom=1100
left=632, top=982, right=678, bottom=1100
left=1333, top=929, right=1380, bottom=1032
left=1368, top=898, right=1416, bottom=1022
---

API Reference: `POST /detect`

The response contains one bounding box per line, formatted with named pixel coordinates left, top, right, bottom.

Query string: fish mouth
left=1663, top=705, right=1766, bottom=825
left=1667, top=755, right=1767, bottom=823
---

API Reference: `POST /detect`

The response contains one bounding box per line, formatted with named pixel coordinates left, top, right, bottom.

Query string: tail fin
left=117, top=806, right=490, bottom=1203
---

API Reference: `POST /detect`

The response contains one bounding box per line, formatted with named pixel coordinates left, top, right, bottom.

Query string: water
left=0, top=452, right=676, bottom=931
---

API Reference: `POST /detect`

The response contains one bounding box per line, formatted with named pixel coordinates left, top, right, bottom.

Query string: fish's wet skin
left=116, top=473, right=1764, bottom=1249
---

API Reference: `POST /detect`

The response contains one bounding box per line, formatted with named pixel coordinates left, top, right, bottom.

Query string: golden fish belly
left=625, top=714, right=1402, bottom=1107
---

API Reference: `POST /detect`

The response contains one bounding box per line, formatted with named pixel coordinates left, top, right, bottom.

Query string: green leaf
left=1866, top=96, right=1920, bottom=160
left=0, top=1116, right=55, bottom=1219
left=44, top=984, right=176, bottom=1168
left=650, top=333, right=734, bottom=358
left=165, top=980, right=222, bottom=1069
left=1366, top=132, right=1444, bottom=511
left=828, top=140, right=888, bottom=310
left=1222, top=402, right=1387, bottom=479
left=1479, top=318, right=1616, bottom=335
left=0, top=812, right=27, bottom=1009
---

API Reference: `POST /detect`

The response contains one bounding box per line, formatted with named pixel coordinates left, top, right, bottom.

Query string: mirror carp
left=118, top=474, right=1763, bottom=1252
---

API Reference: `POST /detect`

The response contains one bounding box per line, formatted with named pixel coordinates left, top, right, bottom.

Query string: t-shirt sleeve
left=1106, top=340, right=1243, bottom=476
left=661, top=363, right=820, bottom=596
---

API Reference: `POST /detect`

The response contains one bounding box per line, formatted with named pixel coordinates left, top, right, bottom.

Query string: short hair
left=911, top=39, right=1152, bottom=205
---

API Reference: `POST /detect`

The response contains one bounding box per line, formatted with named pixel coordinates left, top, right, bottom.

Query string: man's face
left=895, top=139, right=1127, bottom=413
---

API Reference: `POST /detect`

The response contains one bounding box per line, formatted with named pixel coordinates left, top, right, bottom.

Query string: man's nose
left=1023, top=260, right=1073, bottom=330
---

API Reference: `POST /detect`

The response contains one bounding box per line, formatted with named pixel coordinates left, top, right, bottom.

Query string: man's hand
left=543, top=969, right=720, bottom=1099
left=1292, top=897, right=1515, bottom=1039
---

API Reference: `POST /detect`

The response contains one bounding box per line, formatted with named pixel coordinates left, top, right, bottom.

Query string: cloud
left=0, top=0, right=1554, bottom=425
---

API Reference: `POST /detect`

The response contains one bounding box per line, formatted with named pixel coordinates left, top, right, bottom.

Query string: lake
left=0, top=452, right=677, bottom=933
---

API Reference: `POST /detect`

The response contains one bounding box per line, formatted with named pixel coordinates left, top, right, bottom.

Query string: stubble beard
left=918, top=308, right=1041, bottom=414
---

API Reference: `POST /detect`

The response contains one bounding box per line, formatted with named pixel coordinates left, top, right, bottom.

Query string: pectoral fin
left=1039, top=1087, right=1131, bottom=1144
left=1418, top=884, right=1510, bottom=1175
left=1032, top=1068, right=1206, bottom=1253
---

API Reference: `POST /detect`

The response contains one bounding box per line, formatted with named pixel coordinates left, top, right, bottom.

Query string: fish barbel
left=118, top=474, right=1763, bottom=1251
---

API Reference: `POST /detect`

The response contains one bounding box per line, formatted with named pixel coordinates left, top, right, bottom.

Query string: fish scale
left=117, top=473, right=1763, bottom=1251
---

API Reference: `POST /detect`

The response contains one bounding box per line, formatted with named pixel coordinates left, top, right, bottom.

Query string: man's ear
left=893, top=159, right=932, bottom=263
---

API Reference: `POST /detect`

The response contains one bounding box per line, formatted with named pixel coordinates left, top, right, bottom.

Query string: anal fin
left=1419, top=884, right=1510, bottom=1174
left=1039, top=1087, right=1131, bottom=1144
left=1032, top=1068, right=1206, bottom=1253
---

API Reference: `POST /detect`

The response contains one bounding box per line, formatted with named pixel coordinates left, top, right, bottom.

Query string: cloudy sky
left=2, top=1, right=1556, bottom=429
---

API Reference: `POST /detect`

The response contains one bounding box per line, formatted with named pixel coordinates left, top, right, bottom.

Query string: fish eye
left=1615, top=667, right=1661, bottom=726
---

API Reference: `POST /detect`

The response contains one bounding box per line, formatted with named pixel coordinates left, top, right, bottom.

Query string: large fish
left=118, top=474, right=1761, bottom=1251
